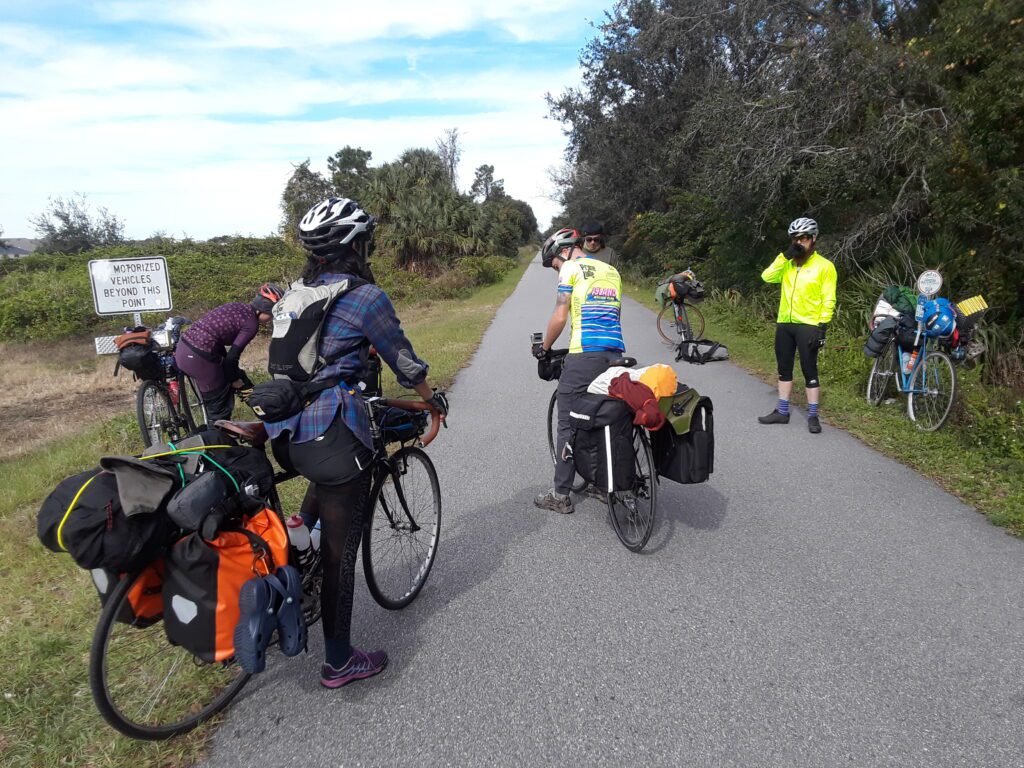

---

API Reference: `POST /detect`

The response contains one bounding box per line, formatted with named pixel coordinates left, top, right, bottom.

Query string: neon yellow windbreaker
left=761, top=251, right=837, bottom=325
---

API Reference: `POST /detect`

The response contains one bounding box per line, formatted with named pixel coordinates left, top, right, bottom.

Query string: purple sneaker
left=320, top=648, right=388, bottom=689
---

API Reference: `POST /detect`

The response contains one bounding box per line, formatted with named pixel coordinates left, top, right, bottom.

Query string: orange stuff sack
left=162, top=509, right=288, bottom=662
left=115, top=329, right=152, bottom=350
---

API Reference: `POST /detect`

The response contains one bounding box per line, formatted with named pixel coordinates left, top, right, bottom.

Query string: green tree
left=30, top=194, right=126, bottom=254
left=327, top=146, right=373, bottom=201
left=279, top=160, right=334, bottom=245
left=470, top=164, right=505, bottom=202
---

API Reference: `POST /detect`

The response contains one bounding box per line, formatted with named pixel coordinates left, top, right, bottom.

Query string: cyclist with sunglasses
left=758, top=218, right=837, bottom=434
left=579, top=221, right=619, bottom=267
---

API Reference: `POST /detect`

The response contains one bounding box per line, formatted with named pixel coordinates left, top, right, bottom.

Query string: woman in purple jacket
left=174, top=283, right=283, bottom=424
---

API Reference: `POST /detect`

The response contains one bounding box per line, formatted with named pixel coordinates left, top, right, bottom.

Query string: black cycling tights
left=775, top=323, right=821, bottom=387
left=299, top=472, right=372, bottom=649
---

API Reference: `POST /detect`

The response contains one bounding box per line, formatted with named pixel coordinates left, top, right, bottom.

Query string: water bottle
left=901, top=351, right=911, bottom=372
left=904, top=349, right=919, bottom=374
left=310, top=519, right=321, bottom=551
left=167, top=379, right=180, bottom=407
left=286, top=515, right=316, bottom=572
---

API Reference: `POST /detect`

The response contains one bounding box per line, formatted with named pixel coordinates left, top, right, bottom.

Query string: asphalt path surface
left=202, top=256, right=1024, bottom=767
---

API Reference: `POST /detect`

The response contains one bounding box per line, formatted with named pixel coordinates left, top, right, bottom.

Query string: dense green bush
left=0, top=239, right=303, bottom=341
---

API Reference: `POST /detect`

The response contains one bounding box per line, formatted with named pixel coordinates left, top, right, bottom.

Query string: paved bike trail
left=202, top=256, right=1024, bottom=767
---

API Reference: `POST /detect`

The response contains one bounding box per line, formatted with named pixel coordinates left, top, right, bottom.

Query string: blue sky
left=0, top=1, right=612, bottom=239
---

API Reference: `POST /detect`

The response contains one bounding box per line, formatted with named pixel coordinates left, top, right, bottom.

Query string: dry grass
left=0, top=341, right=137, bottom=461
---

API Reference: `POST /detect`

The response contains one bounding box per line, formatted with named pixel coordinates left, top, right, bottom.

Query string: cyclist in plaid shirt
left=268, top=197, right=449, bottom=689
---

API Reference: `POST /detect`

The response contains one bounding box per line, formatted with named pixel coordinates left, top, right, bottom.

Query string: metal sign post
left=89, top=256, right=173, bottom=354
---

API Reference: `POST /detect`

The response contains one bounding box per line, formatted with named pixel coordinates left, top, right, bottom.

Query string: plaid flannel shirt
left=265, top=273, right=429, bottom=448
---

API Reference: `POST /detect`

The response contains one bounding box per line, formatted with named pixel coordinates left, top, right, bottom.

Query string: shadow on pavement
left=644, top=480, right=728, bottom=554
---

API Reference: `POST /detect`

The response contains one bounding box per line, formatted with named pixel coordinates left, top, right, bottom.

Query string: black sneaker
left=758, top=409, right=790, bottom=425
left=808, top=415, right=822, bottom=434
left=534, top=489, right=574, bottom=514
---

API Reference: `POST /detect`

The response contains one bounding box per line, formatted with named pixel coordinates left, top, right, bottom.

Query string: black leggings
left=299, top=474, right=372, bottom=645
left=775, top=323, right=821, bottom=387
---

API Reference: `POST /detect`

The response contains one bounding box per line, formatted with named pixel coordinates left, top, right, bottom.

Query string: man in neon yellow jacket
left=758, top=218, right=837, bottom=434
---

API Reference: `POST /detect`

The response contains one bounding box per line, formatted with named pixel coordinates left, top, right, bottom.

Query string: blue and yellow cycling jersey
left=557, top=256, right=625, bottom=353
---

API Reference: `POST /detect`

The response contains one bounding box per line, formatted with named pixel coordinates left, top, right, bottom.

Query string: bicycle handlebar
left=380, top=398, right=444, bottom=446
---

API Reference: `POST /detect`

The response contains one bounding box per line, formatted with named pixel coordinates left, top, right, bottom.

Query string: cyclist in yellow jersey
left=758, top=217, right=837, bottom=434
left=534, top=228, right=625, bottom=514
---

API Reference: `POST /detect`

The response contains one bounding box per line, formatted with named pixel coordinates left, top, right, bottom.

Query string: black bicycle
left=122, top=317, right=208, bottom=447
left=88, top=398, right=443, bottom=740
left=533, top=338, right=658, bottom=551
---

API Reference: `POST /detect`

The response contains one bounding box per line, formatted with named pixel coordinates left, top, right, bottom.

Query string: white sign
left=88, top=256, right=172, bottom=316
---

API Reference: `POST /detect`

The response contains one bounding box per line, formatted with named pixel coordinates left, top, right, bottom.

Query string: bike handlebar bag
left=568, top=395, right=636, bottom=492
left=118, top=343, right=163, bottom=381
left=162, top=508, right=288, bottom=663
left=379, top=406, right=428, bottom=444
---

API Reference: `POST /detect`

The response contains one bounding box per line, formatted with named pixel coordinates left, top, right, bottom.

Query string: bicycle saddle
left=607, top=356, right=637, bottom=368
left=214, top=420, right=268, bottom=448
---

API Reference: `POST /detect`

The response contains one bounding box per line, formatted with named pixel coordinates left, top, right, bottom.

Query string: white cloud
left=0, top=3, right=596, bottom=238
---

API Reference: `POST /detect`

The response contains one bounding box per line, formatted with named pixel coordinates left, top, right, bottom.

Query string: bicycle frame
left=674, top=302, right=694, bottom=341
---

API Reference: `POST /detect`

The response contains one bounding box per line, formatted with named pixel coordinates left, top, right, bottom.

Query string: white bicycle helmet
left=788, top=217, right=819, bottom=238
left=298, top=197, right=376, bottom=258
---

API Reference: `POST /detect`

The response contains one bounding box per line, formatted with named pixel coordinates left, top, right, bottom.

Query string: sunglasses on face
left=791, top=235, right=812, bottom=242
left=584, top=236, right=602, bottom=243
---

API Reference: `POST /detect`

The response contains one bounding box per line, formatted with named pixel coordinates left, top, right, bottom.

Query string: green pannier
left=651, top=385, right=715, bottom=484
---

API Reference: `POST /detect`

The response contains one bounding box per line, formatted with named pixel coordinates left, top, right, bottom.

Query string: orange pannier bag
left=91, top=559, right=166, bottom=628
left=114, top=329, right=152, bottom=350
left=162, top=509, right=288, bottom=663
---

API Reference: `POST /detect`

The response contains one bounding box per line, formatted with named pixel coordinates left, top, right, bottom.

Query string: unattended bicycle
left=533, top=338, right=658, bottom=552
left=656, top=269, right=706, bottom=345
left=865, top=269, right=985, bottom=431
left=88, top=397, right=444, bottom=740
left=116, top=316, right=209, bottom=447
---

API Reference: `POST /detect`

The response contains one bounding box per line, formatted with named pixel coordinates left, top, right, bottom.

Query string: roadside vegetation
left=0, top=250, right=531, bottom=768
left=625, top=279, right=1024, bottom=536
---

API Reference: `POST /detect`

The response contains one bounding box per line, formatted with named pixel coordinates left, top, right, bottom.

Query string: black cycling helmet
left=580, top=221, right=605, bottom=237
left=298, top=197, right=377, bottom=261
left=252, top=282, right=284, bottom=314
left=541, top=227, right=580, bottom=268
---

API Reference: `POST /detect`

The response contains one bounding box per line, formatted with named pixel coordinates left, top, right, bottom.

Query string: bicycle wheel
left=866, top=340, right=898, bottom=406
left=179, top=374, right=209, bottom=431
left=362, top=446, right=441, bottom=610
left=908, top=349, right=956, bottom=431
left=89, top=569, right=250, bottom=740
left=656, top=304, right=678, bottom=344
left=607, top=427, right=658, bottom=552
left=678, top=302, right=705, bottom=341
left=546, top=390, right=589, bottom=493
left=136, top=381, right=181, bottom=448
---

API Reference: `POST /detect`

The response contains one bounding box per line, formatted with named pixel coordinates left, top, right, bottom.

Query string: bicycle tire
left=546, top=390, right=589, bottom=493
left=908, top=349, right=956, bottom=432
left=866, top=340, right=897, bottom=406
left=136, top=381, right=179, bottom=448
left=657, top=302, right=705, bottom=344
left=89, top=568, right=251, bottom=740
left=362, top=446, right=441, bottom=610
left=179, top=373, right=209, bottom=432
left=607, top=427, right=658, bottom=552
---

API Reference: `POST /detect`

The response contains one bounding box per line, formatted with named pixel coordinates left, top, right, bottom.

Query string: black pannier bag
left=671, top=277, right=705, bottom=302
left=864, top=317, right=897, bottom=358
left=38, top=469, right=177, bottom=573
left=652, top=387, right=715, bottom=484
left=568, top=395, right=636, bottom=492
